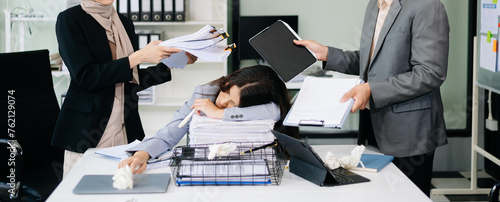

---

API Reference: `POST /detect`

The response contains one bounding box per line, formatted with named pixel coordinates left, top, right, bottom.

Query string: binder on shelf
left=149, top=32, right=161, bottom=41
left=174, top=0, right=185, bottom=22
left=164, top=0, right=174, bottom=21
left=141, top=0, right=152, bottom=21
left=350, top=154, right=394, bottom=173
left=130, top=0, right=140, bottom=21
left=152, top=0, right=163, bottom=21
left=137, top=32, right=149, bottom=49
left=116, top=0, right=129, bottom=18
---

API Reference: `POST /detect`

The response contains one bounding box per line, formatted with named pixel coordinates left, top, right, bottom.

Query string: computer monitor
left=238, top=15, right=298, bottom=60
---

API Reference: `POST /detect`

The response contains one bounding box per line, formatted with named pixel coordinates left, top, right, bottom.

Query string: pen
left=147, top=156, right=173, bottom=164
left=178, top=109, right=196, bottom=128
left=240, top=140, right=278, bottom=155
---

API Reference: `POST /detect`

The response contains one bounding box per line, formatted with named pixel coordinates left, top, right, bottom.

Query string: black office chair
left=1, top=49, right=63, bottom=201
left=490, top=181, right=500, bottom=202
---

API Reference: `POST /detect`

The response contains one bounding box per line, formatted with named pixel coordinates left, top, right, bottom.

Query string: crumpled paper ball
left=208, top=143, right=237, bottom=160
left=324, top=145, right=365, bottom=170
left=112, top=165, right=134, bottom=190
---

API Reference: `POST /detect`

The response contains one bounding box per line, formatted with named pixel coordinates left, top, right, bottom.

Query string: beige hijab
left=81, top=0, right=138, bottom=83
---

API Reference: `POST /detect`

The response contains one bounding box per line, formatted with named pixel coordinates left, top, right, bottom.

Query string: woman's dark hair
left=210, top=65, right=299, bottom=138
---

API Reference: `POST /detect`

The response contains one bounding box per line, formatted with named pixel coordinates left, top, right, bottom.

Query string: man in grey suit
left=295, top=0, right=449, bottom=196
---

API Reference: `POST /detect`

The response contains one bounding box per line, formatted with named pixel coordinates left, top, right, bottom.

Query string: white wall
left=0, top=0, right=65, bottom=53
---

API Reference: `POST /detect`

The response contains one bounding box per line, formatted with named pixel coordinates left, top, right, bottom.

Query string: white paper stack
left=159, top=25, right=236, bottom=69
left=188, top=115, right=275, bottom=145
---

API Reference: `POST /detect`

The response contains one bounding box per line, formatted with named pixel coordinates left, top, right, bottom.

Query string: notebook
left=249, top=20, right=317, bottom=82
left=271, top=130, right=370, bottom=186
left=73, top=173, right=170, bottom=194
left=350, top=154, right=394, bottom=173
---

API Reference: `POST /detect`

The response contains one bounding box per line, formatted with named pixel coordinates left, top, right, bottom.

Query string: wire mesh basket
left=169, top=141, right=286, bottom=186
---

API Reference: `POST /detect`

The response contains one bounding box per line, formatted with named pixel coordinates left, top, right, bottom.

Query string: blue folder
left=355, top=154, right=394, bottom=172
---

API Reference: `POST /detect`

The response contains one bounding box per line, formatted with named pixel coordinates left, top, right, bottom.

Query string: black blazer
left=52, top=5, right=172, bottom=153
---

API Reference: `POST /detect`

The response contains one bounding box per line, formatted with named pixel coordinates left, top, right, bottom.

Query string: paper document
left=95, top=140, right=172, bottom=164
left=159, top=25, right=235, bottom=68
left=188, top=115, right=275, bottom=145
left=95, top=140, right=141, bottom=160
left=284, top=76, right=363, bottom=128
left=480, top=0, right=498, bottom=34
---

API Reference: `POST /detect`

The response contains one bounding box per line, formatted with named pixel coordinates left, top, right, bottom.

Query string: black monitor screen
left=238, top=15, right=298, bottom=60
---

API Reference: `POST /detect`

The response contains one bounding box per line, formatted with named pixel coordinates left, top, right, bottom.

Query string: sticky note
left=494, top=40, right=498, bottom=52
left=494, top=0, right=498, bottom=3
left=488, top=31, right=492, bottom=43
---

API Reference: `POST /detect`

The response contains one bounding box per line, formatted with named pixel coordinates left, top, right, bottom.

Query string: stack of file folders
left=117, top=0, right=186, bottom=22
left=159, top=24, right=236, bottom=69
left=188, top=114, right=275, bottom=146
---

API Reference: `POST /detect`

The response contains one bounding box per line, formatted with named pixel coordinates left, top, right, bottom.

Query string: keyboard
left=331, top=168, right=356, bottom=184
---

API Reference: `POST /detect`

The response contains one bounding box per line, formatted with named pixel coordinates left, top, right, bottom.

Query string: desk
left=47, top=145, right=430, bottom=202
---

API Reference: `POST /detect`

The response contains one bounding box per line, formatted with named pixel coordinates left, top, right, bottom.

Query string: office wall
left=0, top=0, right=64, bottom=53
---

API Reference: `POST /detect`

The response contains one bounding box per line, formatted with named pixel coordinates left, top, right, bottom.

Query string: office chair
left=1, top=49, right=63, bottom=201
left=490, top=181, right=500, bottom=202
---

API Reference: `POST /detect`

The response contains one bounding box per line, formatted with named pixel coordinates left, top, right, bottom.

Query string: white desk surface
left=47, top=145, right=431, bottom=202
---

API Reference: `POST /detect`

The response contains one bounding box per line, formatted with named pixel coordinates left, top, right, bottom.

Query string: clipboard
left=283, top=76, right=362, bottom=128
left=249, top=20, right=317, bottom=82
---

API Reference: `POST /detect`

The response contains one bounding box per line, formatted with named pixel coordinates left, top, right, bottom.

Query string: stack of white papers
left=188, top=115, right=275, bottom=145
left=284, top=76, right=363, bottom=128
left=159, top=25, right=236, bottom=69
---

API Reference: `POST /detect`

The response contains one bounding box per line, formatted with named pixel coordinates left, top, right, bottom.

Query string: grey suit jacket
left=324, top=0, right=449, bottom=157
left=127, top=84, right=280, bottom=158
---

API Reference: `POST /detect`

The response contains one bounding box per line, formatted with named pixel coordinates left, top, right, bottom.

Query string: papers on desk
left=159, top=24, right=236, bottom=69
left=284, top=76, right=363, bottom=128
left=188, top=115, right=275, bottom=145
left=95, top=140, right=142, bottom=160
left=95, top=140, right=172, bottom=170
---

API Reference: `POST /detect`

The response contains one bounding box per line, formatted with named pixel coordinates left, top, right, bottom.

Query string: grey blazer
left=127, top=84, right=280, bottom=158
left=325, top=0, right=449, bottom=157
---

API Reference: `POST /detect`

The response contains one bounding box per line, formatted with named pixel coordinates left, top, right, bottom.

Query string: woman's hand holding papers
left=185, top=52, right=198, bottom=64
left=129, top=40, right=183, bottom=67
left=118, top=151, right=150, bottom=174
left=293, top=39, right=329, bottom=61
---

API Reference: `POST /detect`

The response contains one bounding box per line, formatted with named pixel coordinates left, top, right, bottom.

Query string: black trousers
left=359, top=109, right=435, bottom=197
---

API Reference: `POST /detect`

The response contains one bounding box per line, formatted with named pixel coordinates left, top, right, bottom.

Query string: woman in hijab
left=51, top=0, right=197, bottom=177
